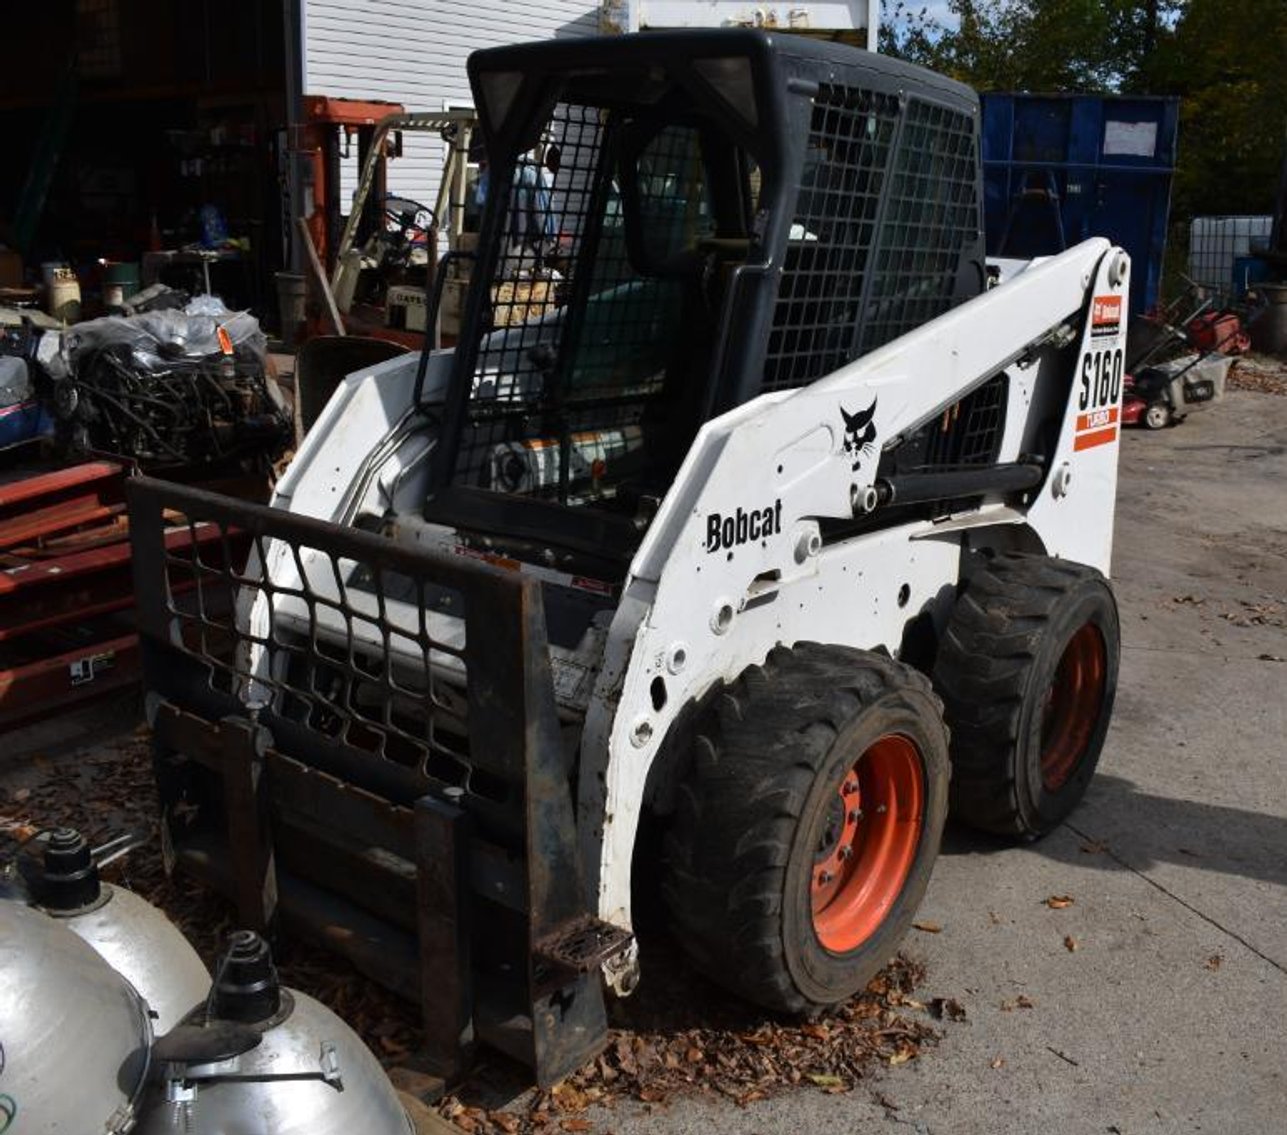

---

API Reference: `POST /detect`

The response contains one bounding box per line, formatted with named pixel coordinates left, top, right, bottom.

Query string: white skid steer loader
left=129, top=30, right=1128, bottom=1086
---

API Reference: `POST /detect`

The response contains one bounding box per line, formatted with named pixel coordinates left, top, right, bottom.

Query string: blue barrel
left=980, top=93, right=1180, bottom=317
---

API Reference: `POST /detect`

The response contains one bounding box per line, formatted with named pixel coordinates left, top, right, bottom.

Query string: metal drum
left=28, top=828, right=211, bottom=1034
left=0, top=900, right=153, bottom=1133
left=136, top=930, right=413, bottom=1135
left=62, top=883, right=211, bottom=1034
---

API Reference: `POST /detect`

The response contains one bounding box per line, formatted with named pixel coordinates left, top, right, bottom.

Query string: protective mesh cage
left=921, top=371, right=1008, bottom=514
left=453, top=105, right=715, bottom=503
left=168, top=519, right=478, bottom=787
left=764, top=89, right=980, bottom=391
left=924, top=372, right=1007, bottom=470
left=858, top=98, right=980, bottom=352
left=764, top=87, right=900, bottom=391
left=129, top=480, right=569, bottom=810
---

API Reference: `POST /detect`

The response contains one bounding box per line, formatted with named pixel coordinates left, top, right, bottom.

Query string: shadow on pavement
left=938, top=772, right=1287, bottom=888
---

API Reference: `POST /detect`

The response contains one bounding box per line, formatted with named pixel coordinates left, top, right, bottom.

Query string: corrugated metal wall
left=302, top=1, right=598, bottom=214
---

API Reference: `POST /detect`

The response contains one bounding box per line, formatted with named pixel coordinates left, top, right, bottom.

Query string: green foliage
left=1141, top=0, right=1287, bottom=216
left=880, top=0, right=1287, bottom=217
left=881, top=0, right=1180, bottom=90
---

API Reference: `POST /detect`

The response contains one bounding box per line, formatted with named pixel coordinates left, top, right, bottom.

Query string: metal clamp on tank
left=138, top=930, right=415, bottom=1135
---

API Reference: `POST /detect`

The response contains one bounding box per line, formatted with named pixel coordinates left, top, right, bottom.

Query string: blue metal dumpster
left=980, top=93, right=1180, bottom=317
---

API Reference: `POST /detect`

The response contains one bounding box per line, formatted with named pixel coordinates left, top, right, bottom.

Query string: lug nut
left=848, top=809, right=863, bottom=823
left=875, top=804, right=887, bottom=814
left=818, top=870, right=834, bottom=885
left=842, top=779, right=858, bottom=795
left=838, top=845, right=853, bottom=861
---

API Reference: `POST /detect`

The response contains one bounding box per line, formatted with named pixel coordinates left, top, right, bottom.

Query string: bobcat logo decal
left=841, top=398, right=878, bottom=471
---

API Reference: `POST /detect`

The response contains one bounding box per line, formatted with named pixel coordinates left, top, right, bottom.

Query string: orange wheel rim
left=810, top=734, right=924, bottom=954
left=1040, top=623, right=1107, bottom=791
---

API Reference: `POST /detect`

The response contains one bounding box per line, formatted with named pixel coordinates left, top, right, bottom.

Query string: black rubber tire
left=933, top=553, right=1120, bottom=839
left=661, top=643, right=950, bottom=1015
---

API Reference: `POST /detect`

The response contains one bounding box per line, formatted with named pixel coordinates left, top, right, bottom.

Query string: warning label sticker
left=1091, top=295, right=1123, bottom=338
left=69, top=651, right=116, bottom=687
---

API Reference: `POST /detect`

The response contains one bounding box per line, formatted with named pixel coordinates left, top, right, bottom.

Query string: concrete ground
left=4, top=390, right=1284, bottom=1135
left=583, top=389, right=1287, bottom=1134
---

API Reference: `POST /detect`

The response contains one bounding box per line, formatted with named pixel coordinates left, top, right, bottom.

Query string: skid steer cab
left=130, top=30, right=1129, bottom=1086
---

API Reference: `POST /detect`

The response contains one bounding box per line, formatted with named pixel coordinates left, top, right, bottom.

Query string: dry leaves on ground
left=435, top=956, right=946, bottom=1133
left=2, top=732, right=969, bottom=1135
left=1229, top=355, right=1287, bottom=396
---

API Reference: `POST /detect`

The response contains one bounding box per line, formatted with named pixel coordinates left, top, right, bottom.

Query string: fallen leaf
left=12, top=788, right=30, bottom=803
left=1045, top=895, right=1074, bottom=909
left=1000, top=995, right=1036, bottom=1011
left=913, top=920, right=942, bottom=933
left=988, top=911, right=1003, bottom=925
left=1205, top=954, right=1223, bottom=970
left=807, top=1074, right=845, bottom=1087
left=929, top=997, right=966, bottom=1021
left=684, top=1045, right=703, bottom=1064
left=990, top=1056, right=1005, bottom=1070
left=1064, top=936, right=1078, bottom=953
left=561, top=1121, right=593, bottom=1133
left=889, top=1048, right=915, bottom=1066
left=1079, top=840, right=1108, bottom=854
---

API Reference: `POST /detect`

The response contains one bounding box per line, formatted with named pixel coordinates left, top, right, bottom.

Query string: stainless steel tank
left=136, top=930, right=414, bottom=1135
left=0, top=900, right=153, bottom=1133
left=30, top=828, right=211, bottom=1033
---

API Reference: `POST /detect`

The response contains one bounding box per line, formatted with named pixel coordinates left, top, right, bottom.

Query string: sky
left=899, top=0, right=960, bottom=32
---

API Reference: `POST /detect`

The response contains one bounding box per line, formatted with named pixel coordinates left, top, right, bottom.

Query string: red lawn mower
left=1124, top=290, right=1247, bottom=429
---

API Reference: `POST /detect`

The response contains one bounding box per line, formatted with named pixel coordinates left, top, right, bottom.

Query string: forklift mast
left=297, top=95, right=406, bottom=272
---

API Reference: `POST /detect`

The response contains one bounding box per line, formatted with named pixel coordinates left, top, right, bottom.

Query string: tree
left=1141, top=0, right=1287, bottom=216
left=881, top=0, right=1181, bottom=92
left=880, top=0, right=1287, bottom=218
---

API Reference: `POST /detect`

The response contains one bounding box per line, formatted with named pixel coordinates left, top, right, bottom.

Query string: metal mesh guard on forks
left=126, top=475, right=619, bottom=1085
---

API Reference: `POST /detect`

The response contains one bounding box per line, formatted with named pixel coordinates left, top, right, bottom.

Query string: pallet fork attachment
left=128, top=475, right=630, bottom=1085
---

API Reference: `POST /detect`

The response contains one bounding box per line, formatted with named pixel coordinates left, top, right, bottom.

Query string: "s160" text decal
left=1075, top=345, right=1123, bottom=451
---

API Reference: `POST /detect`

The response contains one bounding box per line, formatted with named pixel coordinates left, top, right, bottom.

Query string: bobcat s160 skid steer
left=129, top=30, right=1128, bottom=1086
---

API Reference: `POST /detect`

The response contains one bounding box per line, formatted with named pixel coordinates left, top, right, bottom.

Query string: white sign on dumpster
left=1103, top=120, right=1158, bottom=158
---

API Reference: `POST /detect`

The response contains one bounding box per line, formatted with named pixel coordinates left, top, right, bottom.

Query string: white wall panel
left=303, top=0, right=597, bottom=215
